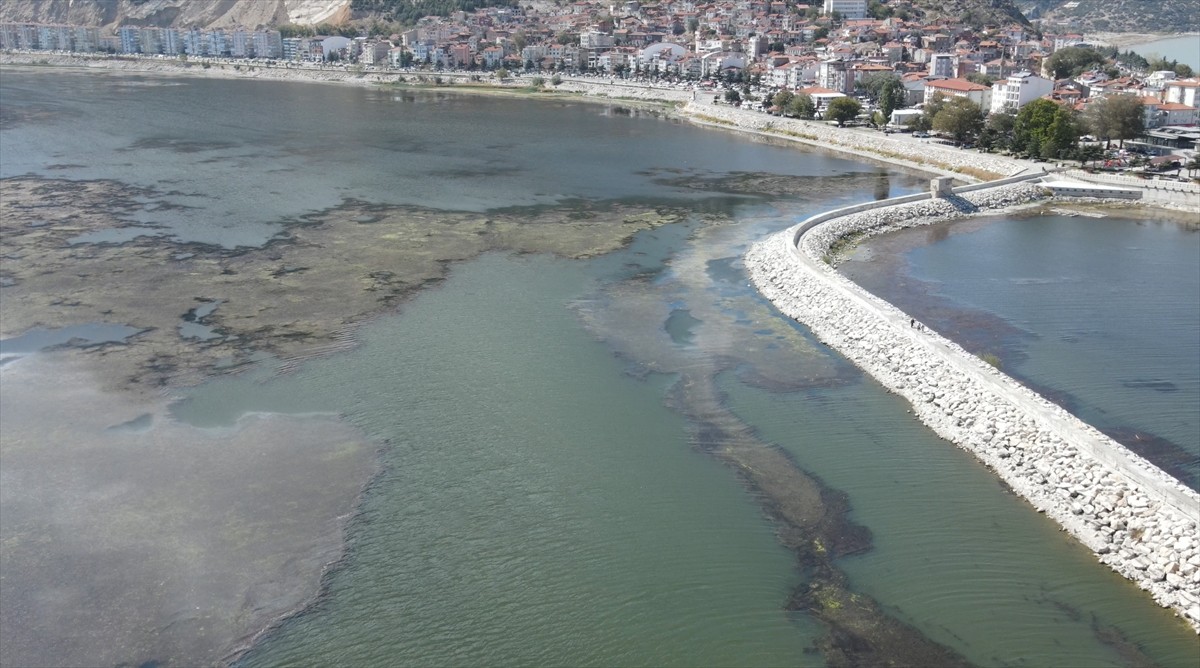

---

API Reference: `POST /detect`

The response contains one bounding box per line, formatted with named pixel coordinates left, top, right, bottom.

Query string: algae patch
left=0, top=176, right=689, bottom=393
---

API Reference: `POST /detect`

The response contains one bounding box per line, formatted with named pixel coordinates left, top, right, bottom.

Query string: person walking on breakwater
left=910, top=318, right=915, bottom=328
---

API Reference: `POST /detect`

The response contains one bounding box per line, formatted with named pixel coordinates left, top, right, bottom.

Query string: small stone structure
left=930, top=176, right=955, bottom=197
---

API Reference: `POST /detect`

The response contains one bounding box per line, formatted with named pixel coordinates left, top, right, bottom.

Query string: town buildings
left=1, top=1, right=1196, bottom=140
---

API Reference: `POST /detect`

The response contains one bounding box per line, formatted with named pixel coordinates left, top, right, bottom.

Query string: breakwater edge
left=745, top=178, right=1200, bottom=631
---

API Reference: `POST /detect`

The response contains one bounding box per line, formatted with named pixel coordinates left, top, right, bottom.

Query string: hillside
left=1020, top=0, right=1199, bottom=34
left=905, top=0, right=1033, bottom=29
left=0, top=0, right=351, bottom=30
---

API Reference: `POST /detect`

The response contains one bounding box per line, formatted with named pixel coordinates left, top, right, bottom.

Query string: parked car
left=912, top=131, right=930, bottom=138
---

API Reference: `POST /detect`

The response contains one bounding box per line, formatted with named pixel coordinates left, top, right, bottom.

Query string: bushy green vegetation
left=824, top=97, right=862, bottom=127
left=352, top=0, right=517, bottom=26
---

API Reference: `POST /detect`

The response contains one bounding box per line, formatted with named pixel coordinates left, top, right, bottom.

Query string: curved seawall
left=745, top=180, right=1200, bottom=631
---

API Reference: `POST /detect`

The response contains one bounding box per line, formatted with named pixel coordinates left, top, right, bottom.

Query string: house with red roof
left=924, top=77, right=991, bottom=108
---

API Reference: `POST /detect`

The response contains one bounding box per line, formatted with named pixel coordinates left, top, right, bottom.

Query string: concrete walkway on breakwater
left=746, top=179, right=1200, bottom=632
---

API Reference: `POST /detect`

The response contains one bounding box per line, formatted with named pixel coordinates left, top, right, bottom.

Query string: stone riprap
left=746, top=181, right=1200, bottom=632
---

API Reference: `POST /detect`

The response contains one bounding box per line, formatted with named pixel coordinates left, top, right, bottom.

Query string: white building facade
left=989, top=71, right=1054, bottom=114
left=822, top=0, right=867, bottom=19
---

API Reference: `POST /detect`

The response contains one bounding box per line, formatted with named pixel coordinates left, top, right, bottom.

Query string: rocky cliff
left=0, top=0, right=351, bottom=30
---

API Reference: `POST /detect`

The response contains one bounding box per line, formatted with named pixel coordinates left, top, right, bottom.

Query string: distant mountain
left=1019, top=0, right=1199, bottom=34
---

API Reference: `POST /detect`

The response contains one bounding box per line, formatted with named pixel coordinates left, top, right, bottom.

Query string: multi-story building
left=927, top=52, right=957, bottom=78
left=817, top=58, right=852, bottom=95
left=207, top=30, right=229, bottom=57
left=253, top=30, right=283, bottom=59
left=989, top=71, right=1053, bottom=113
left=139, top=27, right=163, bottom=55
left=0, top=24, right=19, bottom=50
left=162, top=28, right=182, bottom=56
left=73, top=26, right=101, bottom=52
left=118, top=26, right=140, bottom=54
left=230, top=29, right=252, bottom=58
left=37, top=25, right=73, bottom=51
left=1164, top=78, right=1200, bottom=108
left=282, top=37, right=305, bottom=60
left=183, top=28, right=205, bottom=56
left=822, top=0, right=866, bottom=19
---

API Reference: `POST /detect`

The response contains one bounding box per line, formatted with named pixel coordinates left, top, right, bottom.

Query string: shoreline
left=745, top=181, right=1200, bottom=632
left=5, top=51, right=1197, bottom=208
left=1088, top=31, right=1200, bottom=49
left=0, top=51, right=1070, bottom=185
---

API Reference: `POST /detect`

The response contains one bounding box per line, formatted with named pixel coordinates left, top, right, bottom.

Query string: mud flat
left=745, top=182, right=1200, bottom=632
left=0, top=353, right=378, bottom=667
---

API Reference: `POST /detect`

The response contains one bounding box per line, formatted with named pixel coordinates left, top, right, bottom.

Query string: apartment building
left=989, top=71, right=1053, bottom=113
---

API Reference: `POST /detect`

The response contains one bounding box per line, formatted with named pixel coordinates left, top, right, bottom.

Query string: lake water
left=2, top=69, right=1198, bottom=667
left=1124, top=34, right=1200, bottom=71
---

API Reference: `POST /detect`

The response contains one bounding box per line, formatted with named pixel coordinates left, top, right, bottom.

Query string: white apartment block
left=989, top=71, right=1053, bottom=114
left=823, top=0, right=867, bottom=19
left=1164, top=79, right=1200, bottom=108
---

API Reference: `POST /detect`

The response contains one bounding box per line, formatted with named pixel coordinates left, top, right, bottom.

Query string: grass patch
left=691, top=113, right=734, bottom=125
left=979, top=352, right=1001, bottom=369
left=825, top=230, right=867, bottom=259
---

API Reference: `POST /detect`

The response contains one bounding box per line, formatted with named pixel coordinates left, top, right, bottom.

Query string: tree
left=1044, top=46, right=1107, bottom=79
left=932, top=97, right=984, bottom=144
left=788, top=92, right=816, bottom=119
left=531, top=76, right=545, bottom=88
left=1146, top=57, right=1194, bottom=78
left=878, top=76, right=905, bottom=122
left=1071, top=143, right=1104, bottom=168
left=772, top=89, right=794, bottom=110
left=724, top=88, right=741, bottom=104
left=1040, top=109, right=1082, bottom=161
left=825, top=96, right=862, bottom=126
left=1084, top=94, right=1145, bottom=148
left=1013, top=98, right=1063, bottom=157
left=978, top=110, right=1015, bottom=152
left=1012, top=99, right=1081, bottom=160
left=551, top=74, right=562, bottom=86
left=922, top=91, right=948, bottom=126
left=867, top=0, right=892, bottom=19
left=857, top=72, right=898, bottom=101
left=495, top=67, right=509, bottom=80
left=965, top=72, right=994, bottom=87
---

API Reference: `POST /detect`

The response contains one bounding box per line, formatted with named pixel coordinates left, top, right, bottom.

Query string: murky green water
left=4, top=70, right=1198, bottom=667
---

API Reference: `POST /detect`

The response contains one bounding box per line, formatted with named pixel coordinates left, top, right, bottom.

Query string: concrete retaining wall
left=746, top=180, right=1200, bottom=632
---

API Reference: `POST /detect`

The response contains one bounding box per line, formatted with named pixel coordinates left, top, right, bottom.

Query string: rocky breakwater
left=745, top=181, right=1200, bottom=632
